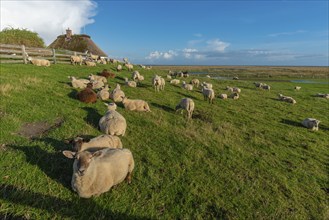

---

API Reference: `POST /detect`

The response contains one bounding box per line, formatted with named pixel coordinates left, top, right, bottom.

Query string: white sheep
left=70, top=55, right=83, bottom=65
left=219, top=94, right=228, bottom=99
left=202, top=82, right=213, bottom=89
left=301, top=118, right=320, bottom=131
left=295, top=86, right=301, bottom=91
left=167, top=75, right=172, bottom=79
left=68, top=134, right=123, bottom=152
left=122, top=96, right=151, bottom=112
left=182, top=81, right=193, bottom=91
left=202, top=87, right=215, bottom=104
left=117, top=65, right=122, bottom=71
left=85, top=61, right=97, bottom=67
left=170, top=79, right=180, bottom=85
left=315, top=93, right=329, bottom=99
left=229, top=93, right=239, bottom=100
left=68, top=76, right=89, bottom=89
left=125, top=78, right=137, bottom=87
left=261, top=84, right=270, bottom=91
left=254, top=82, right=264, bottom=88
left=125, top=63, right=133, bottom=71
left=89, top=74, right=107, bottom=83
left=190, top=79, right=200, bottom=88
left=175, top=98, right=195, bottom=120
left=226, top=86, right=234, bottom=92
left=99, top=103, right=127, bottom=136
left=91, top=80, right=104, bottom=90
left=63, top=148, right=134, bottom=198
left=28, top=57, right=50, bottom=67
left=233, top=87, right=241, bottom=93
left=97, top=85, right=110, bottom=100
left=109, top=84, right=125, bottom=102
left=278, top=94, right=296, bottom=104
left=152, top=75, right=163, bottom=92
left=160, top=78, right=166, bottom=91
left=131, top=71, right=144, bottom=83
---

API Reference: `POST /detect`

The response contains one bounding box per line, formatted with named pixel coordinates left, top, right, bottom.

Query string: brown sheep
left=77, top=83, right=97, bottom=103
left=99, top=69, right=116, bottom=78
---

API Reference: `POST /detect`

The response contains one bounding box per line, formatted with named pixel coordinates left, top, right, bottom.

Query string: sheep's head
left=105, top=102, right=117, bottom=110
left=67, top=136, right=90, bottom=152
left=63, top=150, right=105, bottom=176
left=86, top=83, right=93, bottom=88
left=27, top=57, right=32, bottom=61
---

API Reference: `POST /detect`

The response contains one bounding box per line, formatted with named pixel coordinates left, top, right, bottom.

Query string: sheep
left=190, top=79, right=200, bottom=88
left=124, top=63, right=133, bottom=71
left=27, top=57, right=50, bottom=67
left=117, top=65, right=122, bottom=72
left=62, top=148, right=134, bottom=198
left=202, top=82, right=213, bottom=89
left=170, top=79, right=180, bottom=85
left=233, top=76, right=239, bottom=80
left=160, top=78, right=166, bottom=91
left=226, top=86, right=234, bottom=92
left=167, top=75, right=172, bottom=79
left=229, top=93, right=239, bottom=100
left=70, top=55, right=83, bottom=65
left=206, top=75, right=211, bottom=78
left=131, top=71, right=144, bottom=83
left=219, top=94, right=228, bottom=99
left=122, top=96, right=151, bottom=112
left=99, top=103, right=127, bottom=136
left=67, top=134, right=123, bottom=152
left=89, top=74, right=107, bottom=84
left=99, top=69, right=115, bottom=78
left=182, top=81, right=193, bottom=91
left=91, top=80, right=104, bottom=90
left=125, top=78, right=137, bottom=87
left=175, top=98, right=195, bottom=120
left=261, top=84, right=271, bottom=91
left=123, top=57, right=129, bottom=63
left=97, top=85, right=110, bottom=100
left=301, top=118, right=320, bottom=131
left=89, top=53, right=99, bottom=61
left=85, top=61, right=97, bottom=67
left=233, top=87, right=241, bottom=93
left=77, top=83, right=97, bottom=103
left=152, top=75, right=162, bottom=92
left=68, top=76, right=89, bottom=89
left=254, top=82, right=264, bottom=88
left=202, top=87, right=215, bottom=104
left=295, top=86, right=301, bottom=91
left=109, top=84, right=125, bottom=102
left=315, top=93, right=329, bottom=99
left=278, top=94, right=296, bottom=104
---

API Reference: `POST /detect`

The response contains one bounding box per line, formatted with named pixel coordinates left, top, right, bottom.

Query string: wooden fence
left=0, top=43, right=88, bottom=64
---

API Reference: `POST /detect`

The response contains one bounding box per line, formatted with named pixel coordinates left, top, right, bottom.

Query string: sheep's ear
left=104, top=103, right=109, bottom=106
left=92, top=150, right=104, bottom=158
left=63, top=150, right=76, bottom=159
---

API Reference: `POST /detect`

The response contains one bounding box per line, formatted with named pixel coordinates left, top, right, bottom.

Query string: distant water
left=290, top=80, right=329, bottom=84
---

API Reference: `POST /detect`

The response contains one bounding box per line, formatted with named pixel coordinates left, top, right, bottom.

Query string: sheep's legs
left=126, top=172, right=132, bottom=184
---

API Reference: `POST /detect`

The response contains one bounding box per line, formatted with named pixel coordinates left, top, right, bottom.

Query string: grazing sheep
left=254, top=82, right=264, bottom=88
left=99, top=103, right=127, bottom=136
left=68, top=134, right=123, bottom=152
left=278, top=94, right=296, bottom=104
left=27, top=57, right=50, bottom=67
left=219, top=94, right=228, bottom=99
left=70, top=55, right=83, bottom=65
left=202, top=87, right=215, bottom=104
left=295, top=86, right=301, bottom=91
left=301, top=118, right=320, bottom=131
left=315, top=93, right=329, bottom=99
left=229, top=93, right=239, bottom=100
left=97, top=85, right=110, bottom=100
left=63, top=148, right=134, bottom=198
left=100, top=69, right=115, bottom=78
left=125, top=63, right=133, bottom=71
left=202, top=82, right=213, bottom=89
left=170, top=79, right=180, bottom=85
left=125, top=78, right=137, bottom=87
left=122, top=97, right=151, bottom=112
left=109, top=84, right=125, bottom=102
left=117, top=65, right=122, bottom=72
left=175, top=98, right=195, bottom=120
left=190, top=79, right=200, bottom=88
left=68, top=76, right=89, bottom=89
left=77, top=83, right=97, bottom=103
left=85, top=61, right=97, bottom=67
left=226, top=86, right=234, bottom=92
left=182, top=81, right=193, bottom=91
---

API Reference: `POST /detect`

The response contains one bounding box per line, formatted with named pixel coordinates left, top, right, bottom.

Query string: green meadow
left=0, top=63, right=328, bottom=219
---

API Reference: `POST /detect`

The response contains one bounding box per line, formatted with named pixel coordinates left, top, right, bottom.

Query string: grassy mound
left=0, top=63, right=328, bottom=219
left=0, top=28, right=45, bottom=48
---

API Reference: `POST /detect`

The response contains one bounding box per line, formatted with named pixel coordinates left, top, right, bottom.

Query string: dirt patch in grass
left=16, top=117, right=64, bottom=139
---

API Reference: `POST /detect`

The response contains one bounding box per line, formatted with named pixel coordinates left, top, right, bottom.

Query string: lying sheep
left=99, top=103, right=127, bottom=136
left=28, top=57, right=50, bottom=67
left=70, top=55, right=83, bottom=65
left=219, top=94, right=228, bottom=99
left=254, top=82, right=264, bottom=88
left=77, top=83, right=97, bottom=103
left=68, top=76, right=89, bottom=89
left=190, top=79, right=200, bottom=88
left=202, top=87, right=215, bottom=104
left=295, top=86, right=301, bottom=91
left=125, top=78, right=137, bottom=87
left=233, top=87, right=241, bottom=93
left=261, top=84, right=270, bottom=91
left=175, top=98, right=195, bottom=120
left=63, top=148, right=134, bottom=198
left=315, top=93, right=329, bottom=99
left=91, top=80, right=104, bottom=90
left=226, top=86, right=234, bottom=92
left=229, top=93, right=239, bottom=100
left=100, top=69, right=116, bottom=78
left=278, top=94, right=296, bottom=104
left=125, top=63, right=133, bottom=71
left=85, top=61, right=97, bottom=67
left=182, top=81, right=193, bottom=91
left=109, top=84, right=125, bottom=102
left=122, top=96, right=151, bottom=112
left=170, top=79, right=180, bottom=85
left=89, top=74, right=107, bottom=83
left=68, top=134, right=123, bottom=152
left=117, top=65, right=122, bottom=72
left=301, top=118, right=320, bottom=131
left=97, top=85, right=110, bottom=100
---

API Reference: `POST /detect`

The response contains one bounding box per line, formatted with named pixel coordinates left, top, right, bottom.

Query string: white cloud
left=206, top=39, right=230, bottom=52
left=268, top=30, right=306, bottom=37
left=193, top=33, right=203, bottom=37
left=182, top=48, right=198, bottom=58
left=146, top=50, right=177, bottom=60
left=0, top=0, right=97, bottom=45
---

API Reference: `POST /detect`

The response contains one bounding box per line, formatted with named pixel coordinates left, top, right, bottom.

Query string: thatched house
left=48, top=28, right=107, bottom=57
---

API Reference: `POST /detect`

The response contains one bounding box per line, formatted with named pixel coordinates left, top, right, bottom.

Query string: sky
left=1, top=0, right=328, bottom=66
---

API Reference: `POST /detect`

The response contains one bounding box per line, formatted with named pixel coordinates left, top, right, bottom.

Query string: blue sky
left=1, top=0, right=328, bottom=66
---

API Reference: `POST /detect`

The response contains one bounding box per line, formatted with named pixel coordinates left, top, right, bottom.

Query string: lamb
left=122, top=96, right=151, bottom=112
left=295, top=86, right=301, bottom=91
left=202, top=87, right=215, bottom=104
left=190, top=79, right=200, bottom=88
left=62, top=148, right=134, bottom=198
left=170, top=79, right=180, bottom=85
left=261, top=84, right=270, bottom=91
left=219, top=94, right=228, bottom=99
left=77, top=83, right=97, bottom=103
left=182, top=81, right=193, bottom=91
left=233, top=87, right=241, bottom=93
left=131, top=71, right=144, bottom=83
left=109, top=84, right=125, bottom=102
left=28, top=57, right=50, bottom=67
left=70, top=55, right=83, bottom=65
left=301, top=118, right=320, bottom=131
left=125, top=63, right=133, bottom=71
left=68, top=134, right=123, bottom=152
left=99, top=103, right=127, bottom=136
left=125, top=78, right=137, bottom=87
left=254, top=82, right=264, bottom=88
left=117, top=65, right=122, bottom=72
left=152, top=75, right=163, bottom=92
left=175, top=98, right=195, bottom=120
left=229, top=93, right=239, bottom=100
left=68, top=76, right=89, bottom=89
left=85, top=61, right=97, bottom=67
left=202, top=82, right=213, bottom=89
left=97, top=85, right=110, bottom=100
left=315, top=93, right=329, bottom=99
left=89, top=74, right=107, bottom=83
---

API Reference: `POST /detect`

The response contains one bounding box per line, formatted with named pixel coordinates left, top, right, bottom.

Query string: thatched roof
left=48, top=34, right=107, bottom=57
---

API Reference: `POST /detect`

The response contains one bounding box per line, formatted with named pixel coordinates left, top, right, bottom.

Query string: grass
left=0, top=63, right=328, bottom=219
left=0, top=28, right=45, bottom=48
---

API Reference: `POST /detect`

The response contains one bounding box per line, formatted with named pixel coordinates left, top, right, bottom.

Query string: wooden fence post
left=52, top=48, right=57, bottom=64
left=22, top=45, right=27, bottom=64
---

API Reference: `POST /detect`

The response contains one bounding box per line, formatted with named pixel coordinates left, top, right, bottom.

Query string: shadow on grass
left=280, top=119, right=303, bottom=128
left=0, top=184, right=147, bottom=219
left=150, top=102, right=174, bottom=113
left=67, top=89, right=78, bottom=100
left=81, top=107, right=102, bottom=129
left=115, top=76, right=125, bottom=81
